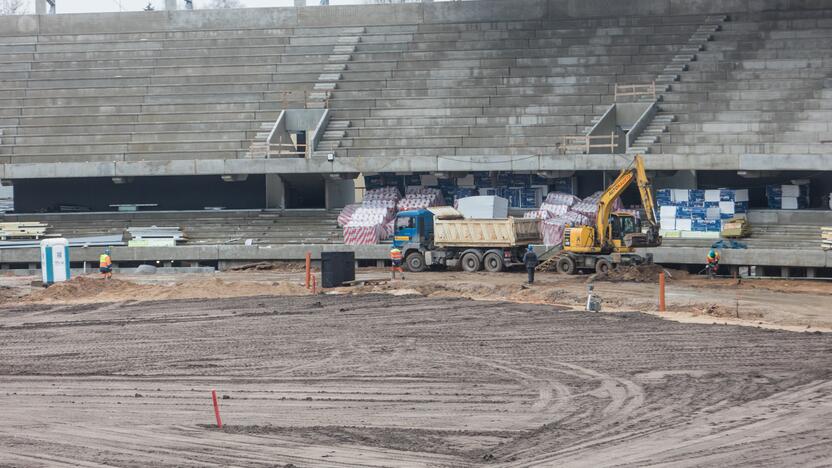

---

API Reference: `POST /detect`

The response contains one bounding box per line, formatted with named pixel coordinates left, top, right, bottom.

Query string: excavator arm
left=595, top=154, right=661, bottom=249
left=595, top=165, right=635, bottom=249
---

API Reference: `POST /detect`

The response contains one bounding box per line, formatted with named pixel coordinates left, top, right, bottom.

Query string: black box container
left=320, top=251, right=355, bottom=288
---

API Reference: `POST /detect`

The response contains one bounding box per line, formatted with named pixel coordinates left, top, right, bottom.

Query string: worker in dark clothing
left=522, top=245, right=539, bottom=284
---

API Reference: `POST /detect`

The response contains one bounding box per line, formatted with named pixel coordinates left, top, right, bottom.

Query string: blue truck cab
left=392, top=209, right=434, bottom=250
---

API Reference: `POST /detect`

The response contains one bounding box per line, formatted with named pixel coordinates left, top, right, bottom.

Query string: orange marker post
left=305, top=251, right=311, bottom=289
left=211, top=389, right=223, bottom=428
left=658, top=271, right=666, bottom=312
left=312, top=275, right=317, bottom=294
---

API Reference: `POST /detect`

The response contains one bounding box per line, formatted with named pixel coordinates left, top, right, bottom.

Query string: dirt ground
left=0, top=268, right=831, bottom=467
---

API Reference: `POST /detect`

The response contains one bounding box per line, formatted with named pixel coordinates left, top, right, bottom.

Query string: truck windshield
left=396, top=216, right=415, bottom=230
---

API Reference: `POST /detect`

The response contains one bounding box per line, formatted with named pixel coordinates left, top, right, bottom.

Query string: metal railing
left=614, top=82, right=656, bottom=102
left=267, top=142, right=309, bottom=158
left=560, top=133, right=619, bottom=154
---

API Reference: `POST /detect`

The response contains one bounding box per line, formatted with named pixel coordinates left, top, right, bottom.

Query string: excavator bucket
left=624, top=232, right=662, bottom=248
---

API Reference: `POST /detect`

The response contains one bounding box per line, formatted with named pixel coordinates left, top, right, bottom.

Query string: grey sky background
left=17, top=0, right=433, bottom=14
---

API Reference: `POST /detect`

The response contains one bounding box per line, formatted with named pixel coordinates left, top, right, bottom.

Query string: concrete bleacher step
left=656, top=74, right=680, bottom=83
left=324, top=63, right=347, bottom=72
left=318, top=73, right=342, bottom=82
left=314, top=82, right=337, bottom=91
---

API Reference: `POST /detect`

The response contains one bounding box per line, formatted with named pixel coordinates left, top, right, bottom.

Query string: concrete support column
left=265, top=174, right=285, bottom=209
left=294, top=0, right=306, bottom=6
left=35, top=0, right=46, bottom=14
left=324, top=177, right=355, bottom=209
left=781, top=266, right=790, bottom=278
left=807, top=267, right=816, bottom=278
left=165, top=0, right=177, bottom=10
left=28, top=263, right=37, bottom=271
left=376, top=260, right=385, bottom=268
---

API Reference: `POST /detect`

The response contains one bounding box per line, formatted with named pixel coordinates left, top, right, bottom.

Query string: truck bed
left=433, top=217, right=540, bottom=248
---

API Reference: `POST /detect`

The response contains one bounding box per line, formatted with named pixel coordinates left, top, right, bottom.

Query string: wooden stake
left=658, top=271, right=666, bottom=312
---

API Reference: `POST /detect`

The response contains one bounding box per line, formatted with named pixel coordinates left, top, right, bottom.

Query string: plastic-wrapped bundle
left=544, top=192, right=579, bottom=207
left=541, top=212, right=590, bottom=246
left=337, top=203, right=361, bottom=227
left=397, top=187, right=443, bottom=211
left=363, top=187, right=401, bottom=203
left=383, top=219, right=395, bottom=239
left=539, top=202, right=569, bottom=217
left=523, top=210, right=552, bottom=220
left=343, top=224, right=382, bottom=245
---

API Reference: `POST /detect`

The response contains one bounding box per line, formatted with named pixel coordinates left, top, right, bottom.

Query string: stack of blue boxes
left=656, top=188, right=749, bottom=237
left=766, top=183, right=809, bottom=209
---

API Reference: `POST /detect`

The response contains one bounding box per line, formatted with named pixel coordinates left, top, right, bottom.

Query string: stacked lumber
left=0, top=222, right=50, bottom=240
left=721, top=218, right=752, bottom=238
left=822, top=227, right=832, bottom=250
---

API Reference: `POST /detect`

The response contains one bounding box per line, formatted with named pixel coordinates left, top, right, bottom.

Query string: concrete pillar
left=325, top=178, right=355, bottom=209
left=807, top=267, right=816, bottom=278
left=35, top=0, right=46, bottom=15
left=265, top=174, right=285, bottom=209
left=781, top=266, right=790, bottom=278
left=165, top=0, right=177, bottom=10
left=294, top=0, right=306, bottom=6
left=376, top=260, right=385, bottom=268
left=28, top=263, right=37, bottom=271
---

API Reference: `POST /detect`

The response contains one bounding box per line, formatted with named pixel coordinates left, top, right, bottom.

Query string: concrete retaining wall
left=4, top=153, right=832, bottom=180
left=2, top=0, right=830, bottom=37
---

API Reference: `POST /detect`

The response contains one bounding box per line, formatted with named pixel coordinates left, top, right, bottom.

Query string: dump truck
left=391, top=206, right=540, bottom=272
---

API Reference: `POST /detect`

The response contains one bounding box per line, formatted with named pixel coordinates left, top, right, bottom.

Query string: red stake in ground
left=211, top=389, right=223, bottom=428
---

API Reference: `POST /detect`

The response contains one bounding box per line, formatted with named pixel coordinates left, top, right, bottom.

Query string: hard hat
left=527, top=245, right=534, bottom=251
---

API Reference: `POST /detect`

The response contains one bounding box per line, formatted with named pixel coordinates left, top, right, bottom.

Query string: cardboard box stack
left=657, top=188, right=748, bottom=239
left=766, top=182, right=809, bottom=210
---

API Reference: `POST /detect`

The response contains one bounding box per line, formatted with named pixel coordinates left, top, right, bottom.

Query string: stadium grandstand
left=0, top=0, right=830, bottom=276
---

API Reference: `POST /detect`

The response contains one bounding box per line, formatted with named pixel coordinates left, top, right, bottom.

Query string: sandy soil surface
left=2, top=266, right=830, bottom=332
left=0, top=293, right=830, bottom=467
left=0, top=268, right=831, bottom=466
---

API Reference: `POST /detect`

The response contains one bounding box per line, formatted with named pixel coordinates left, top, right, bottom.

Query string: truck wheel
left=595, top=259, right=612, bottom=275
left=405, top=252, right=426, bottom=272
left=483, top=252, right=504, bottom=273
left=461, top=252, right=482, bottom=272
left=556, top=256, right=576, bottom=275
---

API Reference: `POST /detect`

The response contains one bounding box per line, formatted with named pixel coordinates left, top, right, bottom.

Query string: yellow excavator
left=556, top=154, right=662, bottom=274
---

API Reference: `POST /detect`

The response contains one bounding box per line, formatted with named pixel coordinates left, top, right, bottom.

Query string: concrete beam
left=4, top=153, right=832, bottom=180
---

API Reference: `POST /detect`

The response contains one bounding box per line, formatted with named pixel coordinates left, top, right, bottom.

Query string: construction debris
left=823, top=227, right=832, bottom=250
left=0, top=222, right=50, bottom=240
left=0, top=234, right=125, bottom=250
left=127, top=226, right=186, bottom=247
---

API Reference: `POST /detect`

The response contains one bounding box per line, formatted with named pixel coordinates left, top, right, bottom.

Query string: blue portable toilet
left=40, top=238, right=70, bottom=285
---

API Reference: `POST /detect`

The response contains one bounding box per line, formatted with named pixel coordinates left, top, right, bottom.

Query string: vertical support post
left=211, top=390, right=223, bottom=428
left=658, top=271, right=666, bottom=312
left=305, top=251, right=311, bottom=288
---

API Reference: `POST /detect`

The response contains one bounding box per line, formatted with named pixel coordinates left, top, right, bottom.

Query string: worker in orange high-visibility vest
left=390, top=247, right=404, bottom=280
left=99, top=248, right=113, bottom=280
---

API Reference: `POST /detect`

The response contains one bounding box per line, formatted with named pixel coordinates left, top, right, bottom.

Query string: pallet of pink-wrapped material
left=343, top=224, right=382, bottom=245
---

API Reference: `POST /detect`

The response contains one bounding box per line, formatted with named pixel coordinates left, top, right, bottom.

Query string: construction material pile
left=127, top=226, right=186, bottom=247
left=0, top=222, right=50, bottom=240
left=822, top=227, right=832, bottom=251
left=658, top=189, right=748, bottom=239
left=342, top=187, right=400, bottom=245
left=529, top=192, right=622, bottom=246
left=767, top=182, right=809, bottom=210
left=397, top=187, right=443, bottom=211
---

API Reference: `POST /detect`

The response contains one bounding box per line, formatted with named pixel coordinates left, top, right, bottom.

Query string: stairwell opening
left=283, top=174, right=326, bottom=209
